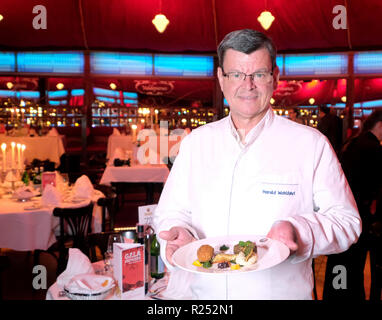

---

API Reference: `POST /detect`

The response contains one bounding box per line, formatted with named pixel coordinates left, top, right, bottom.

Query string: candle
left=11, top=142, right=15, bottom=169
left=16, top=143, right=21, bottom=169
left=21, top=144, right=26, bottom=169
left=132, top=124, right=137, bottom=142
left=1, top=143, right=6, bottom=171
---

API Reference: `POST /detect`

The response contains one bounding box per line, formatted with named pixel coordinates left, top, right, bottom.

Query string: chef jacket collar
left=228, top=106, right=274, bottom=148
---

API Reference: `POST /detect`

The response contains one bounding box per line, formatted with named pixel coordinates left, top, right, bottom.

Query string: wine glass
left=104, top=233, right=124, bottom=274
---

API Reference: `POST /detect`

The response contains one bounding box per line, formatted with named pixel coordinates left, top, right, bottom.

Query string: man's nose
left=242, top=75, right=256, bottom=89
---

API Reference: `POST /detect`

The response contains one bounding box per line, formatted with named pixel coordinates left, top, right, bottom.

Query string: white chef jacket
left=153, top=107, right=361, bottom=300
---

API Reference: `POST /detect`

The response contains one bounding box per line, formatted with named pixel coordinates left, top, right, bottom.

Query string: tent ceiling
left=1, top=0, right=382, bottom=53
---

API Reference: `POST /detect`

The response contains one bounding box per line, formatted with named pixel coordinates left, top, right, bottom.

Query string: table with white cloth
left=0, top=192, right=104, bottom=252
left=0, top=134, right=65, bottom=167
left=46, top=260, right=171, bottom=300
left=99, top=164, right=170, bottom=204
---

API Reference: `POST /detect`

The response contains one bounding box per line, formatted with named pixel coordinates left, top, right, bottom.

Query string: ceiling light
left=341, top=96, right=347, bottom=103
left=6, top=82, right=13, bottom=89
left=110, top=83, right=117, bottom=90
left=309, top=98, right=315, bottom=105
left=0, top=14, right=3, bottom=22
left=56, top=83, right=64, bottom=90
left=257, top=11, right=275, bottom=30
left=152, top=14, right=170, bottom=33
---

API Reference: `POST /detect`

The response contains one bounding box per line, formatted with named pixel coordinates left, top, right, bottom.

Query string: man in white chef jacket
left=153, top=29, right=361, bottom=299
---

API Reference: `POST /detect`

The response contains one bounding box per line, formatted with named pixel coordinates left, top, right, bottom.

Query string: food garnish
left=219, top=244, right=229, bottom=251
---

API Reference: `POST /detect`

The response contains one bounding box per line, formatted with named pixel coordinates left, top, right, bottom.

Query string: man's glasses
left=222, top=71, right=273, bottom=85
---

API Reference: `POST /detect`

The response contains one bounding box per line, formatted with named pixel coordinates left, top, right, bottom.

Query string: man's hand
left=159, top=226, right=196, bottom=265
left=267, top=221, right=298, bottom=255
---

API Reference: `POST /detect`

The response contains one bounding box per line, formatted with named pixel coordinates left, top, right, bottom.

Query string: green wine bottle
left=150, top=234, right=165, bottom=279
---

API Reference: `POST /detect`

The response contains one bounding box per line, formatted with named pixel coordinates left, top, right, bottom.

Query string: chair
left=94, top=184, right=118, bottom=232
left=34, top=202, right=94, bottom=275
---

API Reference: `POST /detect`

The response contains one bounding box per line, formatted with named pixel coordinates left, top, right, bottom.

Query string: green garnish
left=219, top=244, right=229, bottom=251
left=202, top=261, right=212, bottom=268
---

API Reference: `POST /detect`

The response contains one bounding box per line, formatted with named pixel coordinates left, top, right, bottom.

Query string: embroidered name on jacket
left=262, top=189, right=296, bottom=196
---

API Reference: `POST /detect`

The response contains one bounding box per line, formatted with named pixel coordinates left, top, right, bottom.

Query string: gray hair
left=217, top=29, right=277, bottom=70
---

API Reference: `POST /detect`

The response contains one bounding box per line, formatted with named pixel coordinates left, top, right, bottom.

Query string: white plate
left=172, top=235, right=290, bottom=275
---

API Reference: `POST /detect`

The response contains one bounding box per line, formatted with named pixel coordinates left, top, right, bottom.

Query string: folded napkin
left=47, top=128, right=59, bottom=136
left=73, top=175, right=94, bottom=199
left=108, top=147, right=126, bottom=166
left=160, top=268, right=193, bottom=299
left=42, top=183, right=62, bottom=206
left=57, top=248, right=95, bottom=287
left=5, top=170, right=19, bottom=182
left=13, top=186, right=38, bottom=199
left=112, top=128, right=121, bottom=136
left=64, top=273, right=114, bottom=294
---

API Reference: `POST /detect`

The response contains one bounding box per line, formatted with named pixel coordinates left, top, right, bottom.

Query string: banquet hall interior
left=0, top=0, right=381, bottom=300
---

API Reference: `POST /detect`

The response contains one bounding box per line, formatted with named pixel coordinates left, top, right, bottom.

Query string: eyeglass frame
left=222, top=69, right=274, bottom=84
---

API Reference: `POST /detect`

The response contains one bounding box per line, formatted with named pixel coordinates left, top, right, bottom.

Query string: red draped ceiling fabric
left=1, top=0, right=382, bottom=52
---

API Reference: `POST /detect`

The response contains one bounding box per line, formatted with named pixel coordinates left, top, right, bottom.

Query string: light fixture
left=309, top=98, right=315, bottom=105
left=257, top=11, right=275, bottom=30
left=341, top=96, right=347, bottom=103
left=152, top=14, right=169, bottom=33
left=6, top=82, right=13, bottom=89
left=270, top=97, right=275, bottom=104
left=110, top=83, right=117, bottom=90
left=56, top=83, right=64, bottom=90
left=0, top=14, right=3, bottom=22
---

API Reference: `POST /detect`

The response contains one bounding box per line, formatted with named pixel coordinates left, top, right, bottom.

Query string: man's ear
left=217, top=67, right=224, bottom=90
left=272, top=66, right=280, bottom=91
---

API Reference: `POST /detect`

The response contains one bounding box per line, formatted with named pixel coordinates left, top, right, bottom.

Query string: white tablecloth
left=0, top=135, right=65, bottom=166
left=99, top=164, right=170, bottom=185
left=0, top=192, right=104, bottom=252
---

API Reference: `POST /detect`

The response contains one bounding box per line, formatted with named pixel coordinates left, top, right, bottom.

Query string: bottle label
left=151, top=255, right=165, bottom=274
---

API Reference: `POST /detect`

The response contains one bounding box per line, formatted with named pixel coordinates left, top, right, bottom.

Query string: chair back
left=94, top=184, right=118, bottom=231
left=53, top=202, right=94, bottom=251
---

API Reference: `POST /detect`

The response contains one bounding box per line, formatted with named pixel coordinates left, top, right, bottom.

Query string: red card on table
left=113, top=243, right=145, bottom=300
left=42, top=172, right=56, bottom=190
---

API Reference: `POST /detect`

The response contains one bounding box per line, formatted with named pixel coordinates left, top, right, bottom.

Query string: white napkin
left=112, top=128, right=121, bottom=136
left=73, top=175, right=94, bottom=199
left=13, top=186, right=38, bottom=199
left=5, top=170, right=18, bottom=182
left=42, top=183, right=62, bottom=206
left=47, top=128, right=59, bottom=136
left=57, top=248, right=95, bottom=287
left=160, top=268, right=193, bottom=299
left=65, top=273, right=114, bottom=294
left=108, top=147, right=125, bottom=165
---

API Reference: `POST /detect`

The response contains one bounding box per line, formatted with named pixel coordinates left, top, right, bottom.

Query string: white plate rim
left=172, top=234, right=290, bottom=275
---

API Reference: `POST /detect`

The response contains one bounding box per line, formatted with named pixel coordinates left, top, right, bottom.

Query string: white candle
left=11, top=142, right=15, bottom=169
left=1, top=143, right=6, bottom=171
left=16, top=143, right=21, bottom=169
left=132, top=124, right=137, bottom=142
left=21, top=144, right=26, bottom=169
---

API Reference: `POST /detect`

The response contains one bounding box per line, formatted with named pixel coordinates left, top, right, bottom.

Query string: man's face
left=217, top=48, right=279, bottom=127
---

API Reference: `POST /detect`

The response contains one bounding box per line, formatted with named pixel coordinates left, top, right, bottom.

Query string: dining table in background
left=0, top=191, right=105, bottom=252
left=0, top=134, right=66, bottom=167
left=99, top=164, right=170, bottom=204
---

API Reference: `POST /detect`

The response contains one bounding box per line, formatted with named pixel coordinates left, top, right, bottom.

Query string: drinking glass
left=104, top=233, right=124, bottom=274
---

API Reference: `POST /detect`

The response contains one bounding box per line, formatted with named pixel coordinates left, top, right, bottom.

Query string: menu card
left=138, top=204, right=157, bottom=228
left=42, top=172, right=56, bottom=190
left=113, top=243, right=145, bottom=300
